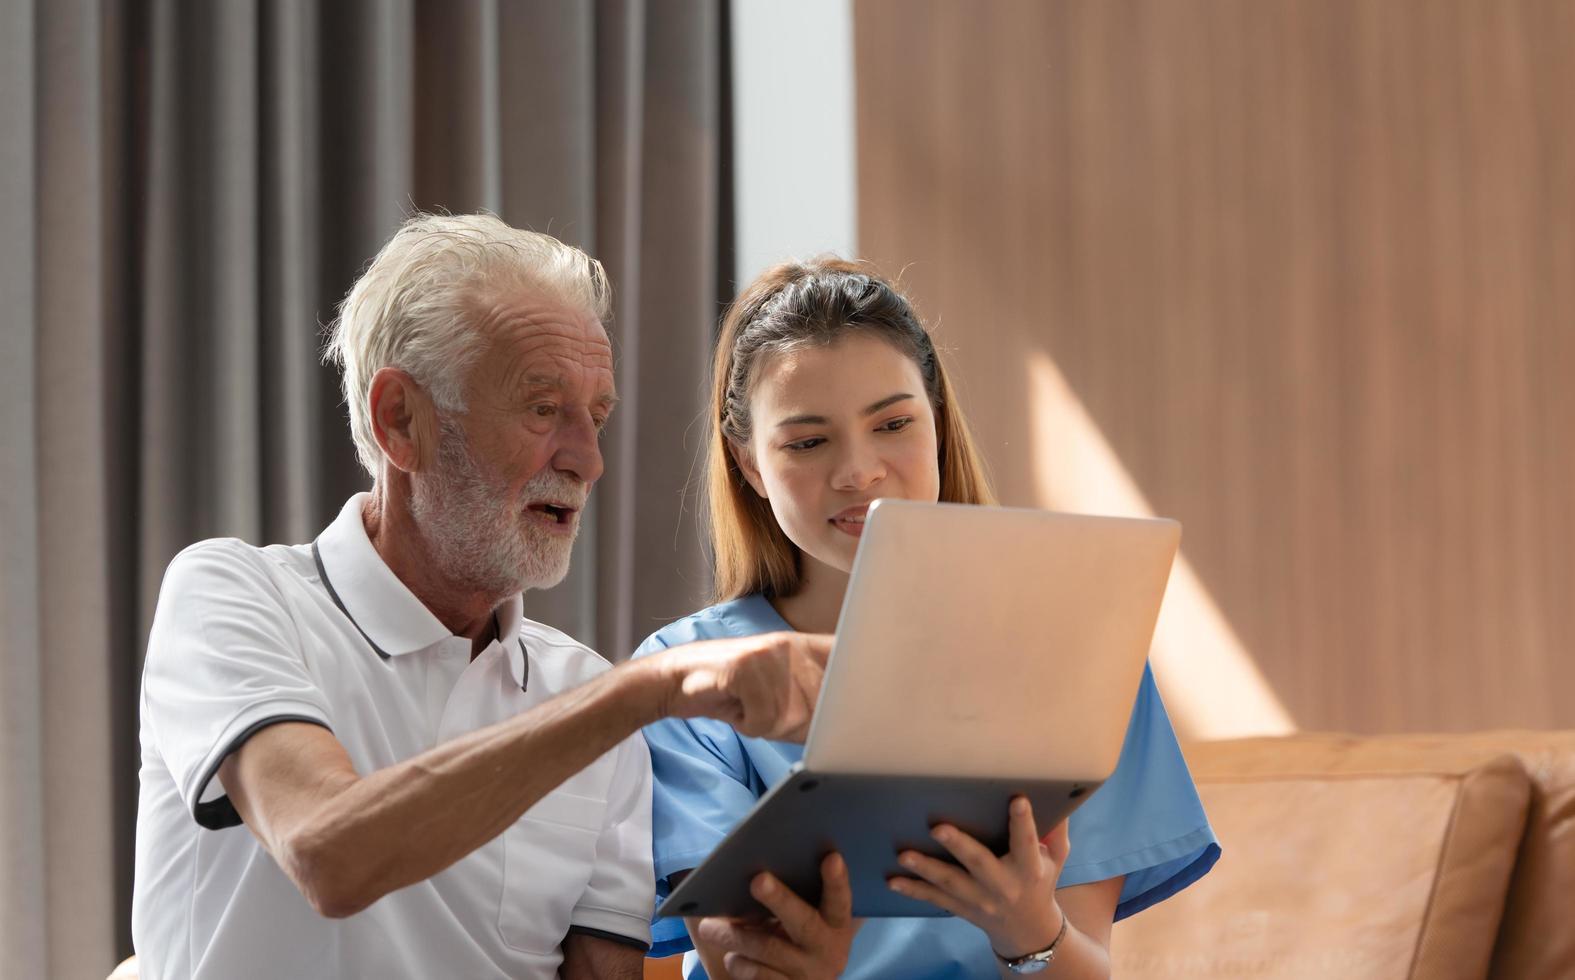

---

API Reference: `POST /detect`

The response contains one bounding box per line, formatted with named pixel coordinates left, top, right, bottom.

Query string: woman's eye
left=878, top=416, right=913, bottom=433
left=784, top=437, right=825, bottom=452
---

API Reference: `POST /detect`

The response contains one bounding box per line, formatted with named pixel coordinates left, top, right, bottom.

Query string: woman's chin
left=813, top=540, right=859, bottom=576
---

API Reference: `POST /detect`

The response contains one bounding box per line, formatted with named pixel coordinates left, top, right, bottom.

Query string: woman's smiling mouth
left=829, top=504, right=871, bottom=538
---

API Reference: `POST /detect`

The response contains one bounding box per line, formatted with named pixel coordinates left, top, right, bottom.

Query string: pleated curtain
left=0, top=1, right=727, bottom=974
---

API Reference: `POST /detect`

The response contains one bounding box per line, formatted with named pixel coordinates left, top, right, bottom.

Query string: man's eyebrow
left=523, top=373, right=567, bottom=391
left=522, top=373, right=618, bottom=410
left=775, top=393, right=916, bottom=428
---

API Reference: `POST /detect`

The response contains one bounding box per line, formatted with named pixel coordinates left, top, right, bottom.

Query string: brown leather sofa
left=1111, top=731, right=1575, bottom=979
left=113, top=731, right=1575, bottom=980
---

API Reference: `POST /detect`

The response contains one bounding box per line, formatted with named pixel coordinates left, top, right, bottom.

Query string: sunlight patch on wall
left=1026, top=351, right=1296, bottom=740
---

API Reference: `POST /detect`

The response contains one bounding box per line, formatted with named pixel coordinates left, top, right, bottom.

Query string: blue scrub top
left=637, top=594, right=1220, bottom=979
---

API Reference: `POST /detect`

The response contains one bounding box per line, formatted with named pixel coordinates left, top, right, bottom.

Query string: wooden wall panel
left=855, top=0, right=1575, bottom=733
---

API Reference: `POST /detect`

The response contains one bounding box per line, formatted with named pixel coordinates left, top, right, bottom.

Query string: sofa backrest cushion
left=1111, top=733, right=1534, bottom=980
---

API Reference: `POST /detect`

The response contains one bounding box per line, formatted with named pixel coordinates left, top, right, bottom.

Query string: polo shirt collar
left=316, top=493, right=527, bottom=680
left=500, top=595, right=529, bottom=691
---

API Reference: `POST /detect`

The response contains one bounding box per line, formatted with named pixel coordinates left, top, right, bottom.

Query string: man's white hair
left=325, top=212, right=612, bottom=478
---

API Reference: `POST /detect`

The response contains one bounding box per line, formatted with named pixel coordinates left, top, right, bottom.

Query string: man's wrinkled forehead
left=473, top=296, right=616, bottom=399
left=506, top=312, right=613, bottom=365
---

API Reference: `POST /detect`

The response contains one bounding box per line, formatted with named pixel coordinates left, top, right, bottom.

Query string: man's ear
left=729, top=438, right=768, bottom=499
left=368, top=367, right=437, bottom=474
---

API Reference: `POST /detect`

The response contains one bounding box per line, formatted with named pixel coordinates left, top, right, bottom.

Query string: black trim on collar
left=516, top=638, right=530, bottom=692
left=312, top=539, right=391, bottom=661
left=194, top=714, right=332, bottom=830
left=566, top=925, right=650, bottom=953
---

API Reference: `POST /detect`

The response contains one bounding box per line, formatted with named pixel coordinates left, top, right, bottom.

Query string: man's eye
left=533, top=403, right=558, bottom=418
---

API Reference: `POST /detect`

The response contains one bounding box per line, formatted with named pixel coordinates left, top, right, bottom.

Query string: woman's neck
left=769, top=556, right=849, bottom=634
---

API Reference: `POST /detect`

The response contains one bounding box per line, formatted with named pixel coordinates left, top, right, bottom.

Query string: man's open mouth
left=527, top=503, right=578, bottom=525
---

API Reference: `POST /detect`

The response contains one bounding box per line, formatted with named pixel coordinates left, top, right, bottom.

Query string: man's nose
left=552, top=413, right=604, bottom=485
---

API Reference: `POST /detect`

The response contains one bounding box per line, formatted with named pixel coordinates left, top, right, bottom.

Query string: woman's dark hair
left=706, top=256, right=996, bottom=600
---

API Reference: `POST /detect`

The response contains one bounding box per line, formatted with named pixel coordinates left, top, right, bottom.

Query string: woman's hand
left=886, top=796, right=1071, bottom=960
left=689, top=853, right=862, bottom=979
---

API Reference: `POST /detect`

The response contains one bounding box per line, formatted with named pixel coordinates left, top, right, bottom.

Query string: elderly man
left=131, top=214, right=828, bottom=979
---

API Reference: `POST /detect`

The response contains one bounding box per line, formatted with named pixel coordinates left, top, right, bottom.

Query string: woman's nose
left=832, top=443, right=885, bottom=491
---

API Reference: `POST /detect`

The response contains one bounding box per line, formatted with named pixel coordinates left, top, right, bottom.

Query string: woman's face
left=735, top=331, right=942, bottom=575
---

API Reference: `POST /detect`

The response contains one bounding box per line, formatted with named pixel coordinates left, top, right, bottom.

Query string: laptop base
left=657, top=768, right=1103, bottom=919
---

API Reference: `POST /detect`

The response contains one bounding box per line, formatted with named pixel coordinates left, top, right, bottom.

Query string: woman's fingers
left=720, top=951, right=793, bottom=980
left=749, top=871, right=825, bottom=949
left=695, top=918, right=803, bottom=974
left=886, top=873, right=972, bottom=918
left=928, top=824, right=1016, bottom=896
left=1041, top=817, right=1071, bottom=866
left=1006, top=796, right=1044, bottom=870
left=816, top=853, right=854, bottom=929
left=885, top=805, right=1071, bottom=959
left=723, top=862, right=857, bottom=977
left=895, top=845, right=997, bottom=911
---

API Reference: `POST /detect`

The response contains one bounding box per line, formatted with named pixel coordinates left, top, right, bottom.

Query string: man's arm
left=559, top=932, right=646, bottom=980
left=220, top=631, right=829, bottom=918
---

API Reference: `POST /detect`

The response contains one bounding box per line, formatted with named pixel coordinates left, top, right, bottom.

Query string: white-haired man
left=131, top=214, right=829, bottom=979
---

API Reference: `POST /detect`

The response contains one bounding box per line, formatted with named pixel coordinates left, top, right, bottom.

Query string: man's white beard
left=410, top=418, right=586, bottom=597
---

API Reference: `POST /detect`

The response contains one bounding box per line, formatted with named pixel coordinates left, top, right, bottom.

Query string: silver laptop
left=657, top=499, right=1180, bottom=919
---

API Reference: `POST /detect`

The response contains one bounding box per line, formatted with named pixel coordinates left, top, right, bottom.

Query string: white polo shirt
left=132, top=493, right=654, bottom=980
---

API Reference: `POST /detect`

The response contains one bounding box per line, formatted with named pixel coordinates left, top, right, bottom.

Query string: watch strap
left=998, top=911, right=1070, bottom=973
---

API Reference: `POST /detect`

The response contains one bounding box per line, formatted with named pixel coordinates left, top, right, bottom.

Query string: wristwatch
left=997, top=914, right=1069, bottom=974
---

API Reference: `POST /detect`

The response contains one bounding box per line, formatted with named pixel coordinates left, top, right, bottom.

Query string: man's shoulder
left=161, top=536, right=313, bottom=592
left=516, top=618, right=617, bottom=685
left=631, top=595, right=778, bottom=659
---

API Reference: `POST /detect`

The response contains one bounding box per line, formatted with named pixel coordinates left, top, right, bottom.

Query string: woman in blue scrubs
left=636, top=258, right=1219, bottom=979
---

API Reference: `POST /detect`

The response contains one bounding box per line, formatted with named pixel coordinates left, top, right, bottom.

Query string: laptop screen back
left=802, top=500, right=1180, bottom=782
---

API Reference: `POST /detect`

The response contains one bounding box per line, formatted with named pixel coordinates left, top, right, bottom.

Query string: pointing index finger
left=798, top=632, right=834, bottom=667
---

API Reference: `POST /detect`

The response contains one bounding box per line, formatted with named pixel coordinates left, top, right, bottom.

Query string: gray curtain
left=0, top=0, right=726, bottom=975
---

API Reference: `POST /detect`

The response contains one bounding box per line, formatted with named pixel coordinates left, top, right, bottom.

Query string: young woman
left=635, top=259, right=1219, bottom=979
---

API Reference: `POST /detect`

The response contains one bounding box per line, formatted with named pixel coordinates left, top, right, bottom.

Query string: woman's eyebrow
left=775, top=393, right=915, bottom=429
left=862, top=392, right=915, bottom=416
